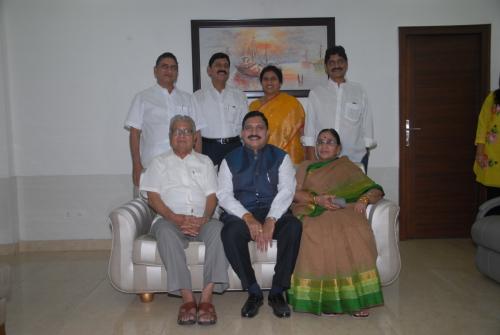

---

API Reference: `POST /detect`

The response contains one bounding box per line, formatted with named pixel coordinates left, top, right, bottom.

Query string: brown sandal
left=177, top=301, right=197, bottom=325
left=197, top=302, right=217, bottom=325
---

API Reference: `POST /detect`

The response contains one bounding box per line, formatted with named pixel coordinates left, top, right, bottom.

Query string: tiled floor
left=1, top=239, right=500, bottom=335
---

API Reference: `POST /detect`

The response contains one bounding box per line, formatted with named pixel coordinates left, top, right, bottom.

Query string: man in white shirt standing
left=303, top=45, right=376, bottom=171
left=125, top=52, right=203, bottom=196
left=192, top=52, right=248, bottom=167
left=140, top=115, right=228, bottom=326
left=217, top=111, right=302, bottom=319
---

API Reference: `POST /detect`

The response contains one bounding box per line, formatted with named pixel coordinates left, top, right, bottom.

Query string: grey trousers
left=152, top=218, right=229, bottom=295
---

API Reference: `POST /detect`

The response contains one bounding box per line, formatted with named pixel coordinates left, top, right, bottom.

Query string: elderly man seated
left=140, top=115, right=229, bottom=325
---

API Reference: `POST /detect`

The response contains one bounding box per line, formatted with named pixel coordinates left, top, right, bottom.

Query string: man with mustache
left=217, top=111, right=302, bottom=319
left=303, top=45, right=376, bottom=171
left=192, top=52, right=248, bottom=166
left=125, top=52, right=202, bottom=197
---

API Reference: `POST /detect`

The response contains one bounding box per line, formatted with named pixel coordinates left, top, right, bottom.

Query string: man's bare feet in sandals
left=198, top=302, right=217, bottom=325
left=177, top=301, right=197, bottom=325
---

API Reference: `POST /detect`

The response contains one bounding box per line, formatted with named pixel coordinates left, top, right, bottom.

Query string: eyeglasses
left=172, top=128, right=194, bottom=136
left=158, top=64, right=178, bottom=71
left=316, top=140, right=338, bottom=146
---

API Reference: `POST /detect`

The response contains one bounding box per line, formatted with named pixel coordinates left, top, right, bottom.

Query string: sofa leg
left=138, top=293, right=154, bottom=303
left=0, top=323, right=5, bottom=335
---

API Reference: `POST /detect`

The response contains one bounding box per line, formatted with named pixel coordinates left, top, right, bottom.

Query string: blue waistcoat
left=225, top=144, right=286, bottom=212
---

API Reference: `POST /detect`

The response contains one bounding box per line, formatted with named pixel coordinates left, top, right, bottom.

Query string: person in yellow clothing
left=249, top=65, right=305, bottom=164
left=474, top=76, right=500, bottom=201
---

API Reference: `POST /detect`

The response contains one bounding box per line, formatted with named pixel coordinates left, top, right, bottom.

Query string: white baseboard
left=0, top=243, right=17, bottom=256
left=0, top=239, right=111, bottom=254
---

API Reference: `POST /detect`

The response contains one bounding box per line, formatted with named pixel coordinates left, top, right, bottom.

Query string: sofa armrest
left=367, top=199, right=401, bottom=286
left=108, top=198, right=153, bottom=292
left=476, top=196, right=500, bottom=220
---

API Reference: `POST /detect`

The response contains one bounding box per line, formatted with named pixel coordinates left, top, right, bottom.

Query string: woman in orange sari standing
left=249, top=65, right=305, bottom=164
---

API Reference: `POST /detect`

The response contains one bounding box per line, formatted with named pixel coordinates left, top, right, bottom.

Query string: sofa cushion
left=133, top=234, right=163, bottom=266
left=471, top=216, right=500, bottom=253
left=133, top=235, right=207, bottom=267
left=133, top=235, right=278, bottom=267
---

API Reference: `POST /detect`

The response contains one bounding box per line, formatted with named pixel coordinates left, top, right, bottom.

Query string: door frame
left=398, top=24, right=491, bottom=240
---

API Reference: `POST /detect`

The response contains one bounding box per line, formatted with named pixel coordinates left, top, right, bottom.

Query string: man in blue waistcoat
left=217, top=111, right=302, bottom=318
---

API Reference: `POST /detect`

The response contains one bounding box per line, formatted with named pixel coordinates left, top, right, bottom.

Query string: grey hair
left=169, top=114, right=196, bottom=135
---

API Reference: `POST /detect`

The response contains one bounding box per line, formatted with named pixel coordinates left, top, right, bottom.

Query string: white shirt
left=125, top=84, right=206, bottom=168
left=192, top=85, right=248, bottom=139
left=303, top=79, right=376, bottom=162
left=140, top=150, right=217, bottom=219
left=216, top=152, right=296, bottom=220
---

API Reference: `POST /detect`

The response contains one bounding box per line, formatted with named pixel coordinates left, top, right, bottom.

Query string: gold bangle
left=358, top=196, right=370, bottom=205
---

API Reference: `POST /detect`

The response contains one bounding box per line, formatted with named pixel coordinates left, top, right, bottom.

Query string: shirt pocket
left=225, top=104, right=238, bottom=124
left=344, top=102, right=362, bottom=123
left=189, top=167, right=205, bottom=191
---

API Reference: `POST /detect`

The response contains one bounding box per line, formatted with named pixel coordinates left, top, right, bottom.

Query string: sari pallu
left=288, top=156, right=384, bottom=314
left=249, top=93, right=305, bottom=164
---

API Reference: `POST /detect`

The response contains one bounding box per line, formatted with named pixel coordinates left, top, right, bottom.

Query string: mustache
left=248, top=135, right=261, bottom=140
left=331, top=67, right=343, bottom=71
left=217, top=70, right=228, bottom=74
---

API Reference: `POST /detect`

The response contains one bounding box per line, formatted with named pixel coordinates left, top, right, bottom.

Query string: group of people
left=124, top=46, right=385, bottom=325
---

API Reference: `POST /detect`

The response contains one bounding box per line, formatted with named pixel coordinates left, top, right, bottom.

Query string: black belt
left=202, top=136, right=240, bottom=144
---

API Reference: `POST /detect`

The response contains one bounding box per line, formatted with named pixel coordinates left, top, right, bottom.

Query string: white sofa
left=0, top=263, right=10, bottom=335
left=108, top=197, right=401, bottom=301
left=471, top=197, right=500, bottom=283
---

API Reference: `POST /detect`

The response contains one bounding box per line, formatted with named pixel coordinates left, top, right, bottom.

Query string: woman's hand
left=354, top=201, right=368, bottom=214
left=354, top=196, right=369, bottom=214
left=314, top=194, right=342, bottom=211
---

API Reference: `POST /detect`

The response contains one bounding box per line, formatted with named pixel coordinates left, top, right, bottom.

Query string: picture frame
left=191, top=17, right=335, bottom=98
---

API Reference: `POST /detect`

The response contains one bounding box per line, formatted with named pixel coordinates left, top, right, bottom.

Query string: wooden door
left=399, top=25, right=490, bottom=239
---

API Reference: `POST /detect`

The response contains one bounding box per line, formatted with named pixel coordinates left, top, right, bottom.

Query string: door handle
left=405, top=119, right=421, bottom=147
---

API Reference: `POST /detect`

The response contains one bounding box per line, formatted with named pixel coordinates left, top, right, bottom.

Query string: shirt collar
left=155, top=83, right=177, bottom=96
left=327, top=78, right=348, bottom=88
left=171, top=150, right=195, bottom=161
left=209, top=82, right=227, bottom=96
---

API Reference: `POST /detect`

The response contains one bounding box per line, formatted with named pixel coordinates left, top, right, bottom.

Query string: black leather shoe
left=268, top=293, right=291, bottom=318
left=241, top=294, right=264, bottom=318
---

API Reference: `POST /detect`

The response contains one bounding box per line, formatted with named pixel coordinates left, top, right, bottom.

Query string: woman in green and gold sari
left=288, top=128, right=384, bottom=317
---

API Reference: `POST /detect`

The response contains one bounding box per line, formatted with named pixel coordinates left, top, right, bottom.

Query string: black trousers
left=220, top=208, right=302, bottom=290
left=202, top=138, right=241, bottom=167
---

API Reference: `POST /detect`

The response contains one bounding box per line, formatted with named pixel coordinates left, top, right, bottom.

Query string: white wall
left=1, top=0, right=499, bottom=242
left=0, top=0, right=18, bottom=245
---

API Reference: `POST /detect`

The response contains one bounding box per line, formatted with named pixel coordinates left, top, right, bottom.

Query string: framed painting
left=191, top=17, right=335, bottom=98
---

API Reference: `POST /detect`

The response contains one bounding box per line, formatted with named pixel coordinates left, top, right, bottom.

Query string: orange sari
left=249, top=93, right=305, bottom=164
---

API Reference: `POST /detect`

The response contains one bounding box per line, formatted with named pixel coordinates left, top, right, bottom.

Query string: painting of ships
left=236, top=36, right=265, bottom=77
left=312, top=44, right=324, bottom=72
left=236, top=56, right=263, bottom=77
